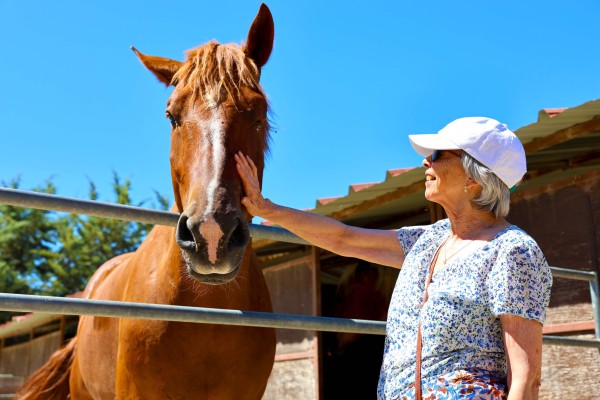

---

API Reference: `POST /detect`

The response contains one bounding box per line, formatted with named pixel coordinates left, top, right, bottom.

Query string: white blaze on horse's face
left=171, top=97, right=251, bottom=283
left=196, top=106, right=226, bottom=265
left=202, top=107, right=226, bottom=217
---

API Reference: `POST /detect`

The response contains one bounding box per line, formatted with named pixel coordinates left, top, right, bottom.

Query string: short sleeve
left=396, top=225, right=428, bottom=255
left=487, top=236, right=552, bottom=324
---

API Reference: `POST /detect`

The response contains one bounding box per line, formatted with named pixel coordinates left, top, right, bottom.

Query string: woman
left=235, top=116, right=552, bottom=400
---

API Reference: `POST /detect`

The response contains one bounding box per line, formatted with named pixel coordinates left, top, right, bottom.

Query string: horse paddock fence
left=0, top=187, right=599, bottom=348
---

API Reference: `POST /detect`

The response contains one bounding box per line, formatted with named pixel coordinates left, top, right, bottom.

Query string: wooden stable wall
left=262, top=249, right=321, bottom=399
left=0, top=331, right=61, bottom=377
left=510, top=169, right=600, bottom=399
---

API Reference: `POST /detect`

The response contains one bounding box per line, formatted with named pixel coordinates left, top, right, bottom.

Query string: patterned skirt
left=399, top=368, right=507, bottom=400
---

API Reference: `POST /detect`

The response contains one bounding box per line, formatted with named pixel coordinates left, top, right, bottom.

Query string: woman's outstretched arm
left=235, top=152, right=405, bottom=268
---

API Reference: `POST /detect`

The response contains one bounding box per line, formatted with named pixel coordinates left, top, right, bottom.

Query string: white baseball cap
left=408, top=117, right=526, bottom=189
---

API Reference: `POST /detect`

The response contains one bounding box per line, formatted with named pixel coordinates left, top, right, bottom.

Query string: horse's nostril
left=227, top=216, right=250, bottom=250
left=230, top=221, right=248, bottom=246
left=176, top=214, right=196, bottom=251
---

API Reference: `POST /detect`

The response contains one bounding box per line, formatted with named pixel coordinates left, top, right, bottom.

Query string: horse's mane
left=173, top=41, right=271, bottom=153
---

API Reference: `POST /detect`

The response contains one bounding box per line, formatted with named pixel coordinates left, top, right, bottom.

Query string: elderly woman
left=235, top=117, right=552, bottom=400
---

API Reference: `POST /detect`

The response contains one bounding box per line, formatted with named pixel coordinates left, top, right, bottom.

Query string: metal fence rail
left=550, top=265, right=600, bottom=342
left=0, top=293, right=598, bottom=347
left=0, top=187, right=308, bottom=245
left=543, top=336, right=600, bottom=348
left=1, top=187, right=600, bottom=347
left=0, top=293, right=386, bottom=335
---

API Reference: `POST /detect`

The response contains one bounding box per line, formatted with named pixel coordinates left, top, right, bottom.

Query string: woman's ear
left=465, top=178, right=480, bottom=195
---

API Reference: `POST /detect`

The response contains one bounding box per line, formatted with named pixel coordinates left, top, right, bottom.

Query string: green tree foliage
left=0, top=174, right=170, bottom=316
left=0, top=178, right=60, bottom=322
left=0, top=178, right=58, bottom=295
left=44, top=173, right=169, bottom=296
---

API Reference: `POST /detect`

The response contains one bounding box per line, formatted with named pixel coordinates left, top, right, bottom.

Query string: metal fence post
left=589, top=272, right=600, bottom=346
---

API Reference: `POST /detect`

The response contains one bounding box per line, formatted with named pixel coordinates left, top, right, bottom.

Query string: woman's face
left=422, top=150, right=469, bottom=207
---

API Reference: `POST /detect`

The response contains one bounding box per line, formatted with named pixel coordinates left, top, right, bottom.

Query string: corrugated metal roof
left=305, top=98, right=600, bottom=224
left=310, top=168, right=423, bottom=220
left=519, top=99, right=600, bottom=145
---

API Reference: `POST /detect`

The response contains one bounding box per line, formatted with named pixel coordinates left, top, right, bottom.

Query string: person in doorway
left=235, top=116, right=552, bottom=400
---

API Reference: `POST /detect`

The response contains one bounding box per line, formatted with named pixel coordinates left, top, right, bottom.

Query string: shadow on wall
left=510, top=184, right=599, bottom=307
left=321, top=260, right=397, bottom=399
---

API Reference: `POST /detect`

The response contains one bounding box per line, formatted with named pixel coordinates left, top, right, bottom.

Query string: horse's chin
left=181, top=250, right=242, bottom=285
left=187, top=266, right=240, bottom=285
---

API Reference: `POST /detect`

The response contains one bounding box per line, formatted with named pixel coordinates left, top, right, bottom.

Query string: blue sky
left=1, top=1, right=599, bottom=213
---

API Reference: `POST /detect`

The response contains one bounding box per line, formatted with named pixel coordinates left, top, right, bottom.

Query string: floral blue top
left=377, top=219, right=552, bottom=399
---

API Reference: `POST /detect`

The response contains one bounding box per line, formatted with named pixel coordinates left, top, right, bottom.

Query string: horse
left=16, top=4, right=276, bottom=399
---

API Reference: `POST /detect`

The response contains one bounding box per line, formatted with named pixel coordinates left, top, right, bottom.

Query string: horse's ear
left=243, top=3, right=274, bottom=69
left=131, top=46, right=183, bottom=86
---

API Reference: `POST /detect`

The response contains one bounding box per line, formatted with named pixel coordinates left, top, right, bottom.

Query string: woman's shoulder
left=494, top=225, right=541, bottom=248
left=396, top=219, right=450, bottom=253
left=398, top=219, right=449, bottom=236
left=493, top=224, right=548, bottom=264
left=416, top=218, right=450, bottom=238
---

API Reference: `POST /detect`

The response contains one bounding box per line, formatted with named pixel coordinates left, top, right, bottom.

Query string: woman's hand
left=235, top=151, right=272, bottom=218
left=235, top=151, right=404, bottom=267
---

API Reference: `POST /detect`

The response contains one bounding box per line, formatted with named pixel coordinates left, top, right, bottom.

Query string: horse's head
left=132, top=4, right=274, bottom=284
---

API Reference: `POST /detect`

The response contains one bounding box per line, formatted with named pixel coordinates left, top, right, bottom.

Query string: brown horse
left=17, top=4, right=276, bottom=399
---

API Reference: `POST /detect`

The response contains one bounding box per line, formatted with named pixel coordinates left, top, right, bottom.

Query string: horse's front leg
left=69, top=355, right=96, bottom=400
left=115, top=329, right=171, bottom=400
left=115, top=361, right=147, bottom=400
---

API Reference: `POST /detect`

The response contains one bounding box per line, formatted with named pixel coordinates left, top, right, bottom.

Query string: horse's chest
left=118, top=320, right=275, bottom=398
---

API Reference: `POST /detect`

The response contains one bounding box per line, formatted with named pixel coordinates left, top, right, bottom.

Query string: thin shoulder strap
left=415, top=244, right=443, bottom=400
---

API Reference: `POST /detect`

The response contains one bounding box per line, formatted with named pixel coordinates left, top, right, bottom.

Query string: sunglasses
left=431, top=150, right=462, bottom=162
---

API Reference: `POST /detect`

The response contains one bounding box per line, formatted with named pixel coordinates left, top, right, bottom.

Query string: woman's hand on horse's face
left=235, top=152, right=270, bottom=217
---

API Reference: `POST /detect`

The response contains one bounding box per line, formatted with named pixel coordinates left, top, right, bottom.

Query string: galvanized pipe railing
left=0, top=293, right=386, bottom=335
left=0, top=187, right=308, bottom=245
left=1, top=187, right=600, bottom=347
left=550, top=266, right=596, bottom=282
left=0, top=293, right=598, bottom=347
left=542, top=336, right=600, bottom=348
left=545, top=266, right=600, bottom=348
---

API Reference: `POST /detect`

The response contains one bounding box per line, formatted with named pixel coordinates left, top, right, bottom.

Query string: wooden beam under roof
left=523, top=115, right=600, bottom=154
left=328, top=180, right=424, bottom=221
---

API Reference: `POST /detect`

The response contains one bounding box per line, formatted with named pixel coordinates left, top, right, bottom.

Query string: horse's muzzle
left=176, top=210, right=250, bottom=284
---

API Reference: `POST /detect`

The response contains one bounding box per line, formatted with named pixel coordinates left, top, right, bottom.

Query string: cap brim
left=408, top=134, right=460, bottom=157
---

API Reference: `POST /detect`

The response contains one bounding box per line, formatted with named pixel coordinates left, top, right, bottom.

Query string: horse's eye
left=166, top=111, right=178, bottom=128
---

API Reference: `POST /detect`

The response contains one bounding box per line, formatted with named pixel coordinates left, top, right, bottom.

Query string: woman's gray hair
left=461, top=153, right=511, bottom=218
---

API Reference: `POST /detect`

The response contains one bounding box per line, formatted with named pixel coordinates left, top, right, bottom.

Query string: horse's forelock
left=173, top=41, right=264, bottom=107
